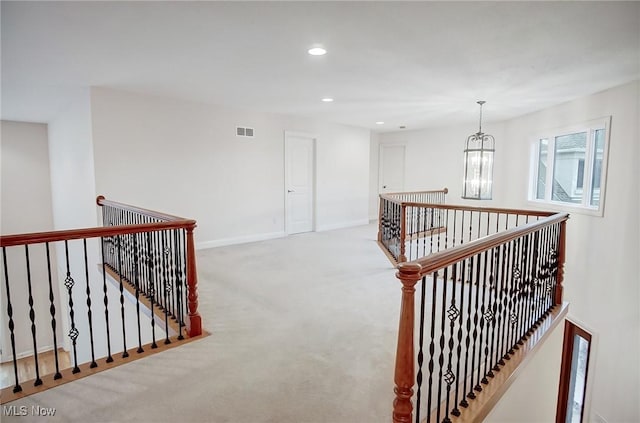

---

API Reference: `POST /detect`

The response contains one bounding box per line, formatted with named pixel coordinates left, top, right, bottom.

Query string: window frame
left=556, top=320, right=594, bottom=423
left=528, top=116, right=611, bottom=217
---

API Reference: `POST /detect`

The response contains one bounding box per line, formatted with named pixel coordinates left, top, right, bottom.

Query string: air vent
left=236, top=126, right=255, bottom=138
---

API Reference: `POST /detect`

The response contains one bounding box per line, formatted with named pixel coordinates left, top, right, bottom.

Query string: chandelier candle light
left=462, top=100, right=495, bottom=200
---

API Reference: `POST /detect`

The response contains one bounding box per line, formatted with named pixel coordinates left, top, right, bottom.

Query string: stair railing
left=0, top=196, right=201, bottom=402
left=378, top=188, right=449, bottom=263
left=392, top=210, right=568, bottom=423
left=378, top=189, right=557, bottom=265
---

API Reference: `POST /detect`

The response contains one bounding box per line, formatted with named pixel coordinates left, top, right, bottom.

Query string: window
left=529, top=117, right=610, bottom=215
left=557, top=321, right=593, bottom=423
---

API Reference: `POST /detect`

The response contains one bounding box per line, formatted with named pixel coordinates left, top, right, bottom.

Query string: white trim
left=316, top=219, right=370, bottom=232
left=196, top=231, right=286, bottom=250
left=284, top=131, right=317, bottom=235
left=527, top=116, right=611, bottom=217
left=0, top=344, right=58, bottom=364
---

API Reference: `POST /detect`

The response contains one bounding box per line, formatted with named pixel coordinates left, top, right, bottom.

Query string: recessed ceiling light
left=308, top=47, right=327, bottom=56
left=376, top=121, right=385, bottom=125
left=321, top=98, right=334, bottom=102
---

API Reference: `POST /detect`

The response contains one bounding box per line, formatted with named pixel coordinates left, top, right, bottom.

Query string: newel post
left=393, top=262, right=422, bottom=423
left=185, top=224, right=202, bottom=337
left=399, top=204, right=407, bottom=263
left=555, top=219, right=567, bottom=305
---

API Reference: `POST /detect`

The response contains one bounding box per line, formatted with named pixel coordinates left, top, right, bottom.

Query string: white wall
left=89, top=87, right=370, bottom=247
left=0, top=120, right=63, bottom=362
left=498, top=81, right=640, bottom=423
left=48, top=89, right=98, bottom=230
left=485, top=319, right=565, bottom=423
left=47, top=89, right=101, bottom=361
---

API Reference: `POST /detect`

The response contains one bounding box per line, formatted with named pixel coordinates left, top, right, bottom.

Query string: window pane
left=536, top=139, right=548, bottom=199
left=566, top=335, right=590, bottom=423
left=553, top=132, right=587, bottom=204
left=590, top=129, right=605, bottom=207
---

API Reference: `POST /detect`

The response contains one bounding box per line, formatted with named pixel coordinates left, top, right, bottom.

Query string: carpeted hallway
left=3, top=223, right=401, bottom=422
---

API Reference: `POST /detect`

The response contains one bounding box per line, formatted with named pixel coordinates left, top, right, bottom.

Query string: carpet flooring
left=3, top=223, right=401, bottom=423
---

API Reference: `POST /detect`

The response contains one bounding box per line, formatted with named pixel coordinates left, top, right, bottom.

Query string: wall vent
left=236, top=126, right=255, bottom=138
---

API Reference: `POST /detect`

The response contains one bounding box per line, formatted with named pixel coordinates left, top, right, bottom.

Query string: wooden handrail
left=0, top=221, right=196, bottom=247
left=408, top=212, right=569, bottom=276
left=96, top=195, right=186, bottom=222
left=383, top=187, right=449, bottom=196
left=392, top=202, right=555, bottom=217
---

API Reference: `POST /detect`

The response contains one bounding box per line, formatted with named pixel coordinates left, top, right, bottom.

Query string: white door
left=285, top=133, right=315, bottom=234
left=379, top=144, right=405, bottom=193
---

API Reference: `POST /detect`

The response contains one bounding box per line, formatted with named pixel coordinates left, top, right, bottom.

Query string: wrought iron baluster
left=470, top=252, right=482, bottom=395
left=495, top=243, right=508, bottom=368
left=116, top=235, right=129, bottom=358
left=446, top=264, right=460, bottom=418
left=461, top=255, right=475, bottom=404
left=64, top=241, right=81, bottom=373
left=436, top=267, right=449, bottom=423
left=415, top=275, right=427, bottom=423
left=476, top=250, right=490, bottom=387
left=146, top=232, right=158, bottom=348
left=454, top=258, right=466, bottom=411
left=100, top=236, right=113, bottom=362
left=133, top=233, right=144, bottom=354
left=161, top=231, right=171, bottom=345
left=83, top=239, right=97, bottom=368
left=45, top=242, right=63, bottom=379
left=3, top=247, right=22, bottom=392
left=24, top=245, right=43, bottom=386
left=425, top=271, right=439, bottom=423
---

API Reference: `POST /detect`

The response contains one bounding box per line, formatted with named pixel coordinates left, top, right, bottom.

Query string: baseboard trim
left=316, top=219, right=370, bottom=232
left=197, top=231, right=286, bottom=250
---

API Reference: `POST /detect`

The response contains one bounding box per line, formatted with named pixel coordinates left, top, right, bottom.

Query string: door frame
left=378, top=143, right=406, bottom=193
left=284, top=131, right=317, bottom=235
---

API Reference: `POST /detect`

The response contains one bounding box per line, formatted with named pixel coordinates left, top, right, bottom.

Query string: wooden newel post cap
left=396, top=262, right=422, bottom=285
left=96, top=195, right=105, bottom=205
left=443, top=187, right=449, bottom=194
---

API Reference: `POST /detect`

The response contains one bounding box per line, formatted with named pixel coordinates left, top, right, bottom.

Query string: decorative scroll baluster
left=435, top=267, right=449, bottom=423
left=45, top=243, right=63, bottom=379
left=146, top=232, right=158, bottom=348
left=425, top=270, right=438, bottom=423
left=83, top=239, right=97, bottom=368
left=24, top=245, right=43, bottom=386
left=476, top=250, right=489, bottom=388
left=445, top=264, right=460, bottom=419
left=2, top=247, right=22, bottom=392
left=64, top=241, right=81, bottom=373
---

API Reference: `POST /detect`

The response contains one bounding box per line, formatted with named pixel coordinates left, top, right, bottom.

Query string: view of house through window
left=529, top=117, right=610, bottom=215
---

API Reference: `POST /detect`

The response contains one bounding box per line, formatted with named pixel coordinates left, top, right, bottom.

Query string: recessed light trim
left=321, top=98, right=334, bottom=102
left=375, top=121, right=385, bottom=125
left=308, top=47, right=327, bottom=56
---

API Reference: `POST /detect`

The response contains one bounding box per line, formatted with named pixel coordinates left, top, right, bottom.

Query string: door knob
left=383, top=185, right=387, bottom=189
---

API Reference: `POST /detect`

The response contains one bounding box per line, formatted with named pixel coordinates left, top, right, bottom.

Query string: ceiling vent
left=236, top=126, right=254, bottom=138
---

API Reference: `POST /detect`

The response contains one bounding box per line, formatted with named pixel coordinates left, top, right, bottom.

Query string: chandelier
left=462, top=101, right=495, bottom=200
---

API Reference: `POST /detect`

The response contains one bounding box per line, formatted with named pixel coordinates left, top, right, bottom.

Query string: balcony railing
left=380, top=192, right=569, bottom=423
left=0, top=197, right=202, bottom=402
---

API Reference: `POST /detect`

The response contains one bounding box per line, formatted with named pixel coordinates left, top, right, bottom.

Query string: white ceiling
left=2, top=1, right=639, bottom=132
